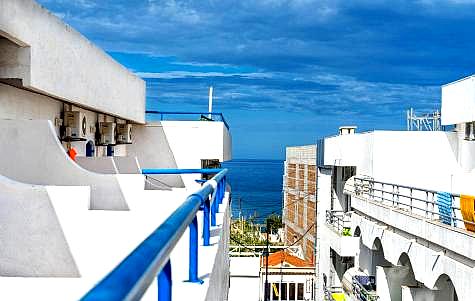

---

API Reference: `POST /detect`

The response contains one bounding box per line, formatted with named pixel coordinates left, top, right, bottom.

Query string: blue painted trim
left=203, top=198, right=210, bottom=246
left=157, top=260, right=172, bottom=301
left=188, top=217, right=202, bottom=283
left=81, top=169, right=227, bottom=300
left=211, top=194, right=217, bottom=227
left=142, top=168, right=223, bottom=175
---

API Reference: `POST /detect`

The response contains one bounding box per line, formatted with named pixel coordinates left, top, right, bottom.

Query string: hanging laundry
left=460, top=194, right=475, bottom=232
left=436, top=192, right=453, bottom=225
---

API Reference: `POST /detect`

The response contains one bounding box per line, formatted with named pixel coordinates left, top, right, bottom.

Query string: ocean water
left=222, top=159, right=284, bottom=223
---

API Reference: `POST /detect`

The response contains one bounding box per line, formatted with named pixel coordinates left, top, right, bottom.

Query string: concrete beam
left=0, top=0, right=145, bottom=123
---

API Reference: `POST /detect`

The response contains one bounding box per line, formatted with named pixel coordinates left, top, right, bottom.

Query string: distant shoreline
left=227, top=158, right=283, bottom=162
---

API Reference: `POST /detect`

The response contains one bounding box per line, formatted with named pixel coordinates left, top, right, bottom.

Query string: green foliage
left=342, top=227, right=352, bottom=236
left=230, top=215, right=283, bottom=246
left=265, top=214, right=282, bottom=234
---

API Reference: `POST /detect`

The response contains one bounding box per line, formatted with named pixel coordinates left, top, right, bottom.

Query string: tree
left=265, top=214, right=282, bottom=234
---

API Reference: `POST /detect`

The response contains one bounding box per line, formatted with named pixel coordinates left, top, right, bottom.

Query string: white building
left=315, top=76, right=475, bottom=301
left=0, top=0, right=231, bottom=300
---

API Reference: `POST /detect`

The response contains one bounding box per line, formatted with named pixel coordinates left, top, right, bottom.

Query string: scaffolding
left=406, top=108, right=441, bottom=131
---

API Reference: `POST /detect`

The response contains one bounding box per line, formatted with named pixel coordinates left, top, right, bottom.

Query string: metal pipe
left=142, top=168, right=223, bottom=175
left=80, top=169, right=227, bottom=301
left=203, top=197, right=211, bottom=246
left=188, top=217, right=201, bottom=283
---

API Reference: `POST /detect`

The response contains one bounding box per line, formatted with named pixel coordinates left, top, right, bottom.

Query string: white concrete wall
left=0, top=83, right=130, bottom=157
left=0, top=82, right=62, bottom=133
left=229, top=257, right=261, bottom=301
left=162, top=121, right=232, bottom=167
left=324, top=133, right=373, bottom=174
left=441, top=75, right=475, bottom=125
left=0, top=174, right=80, bottom=277
left=161, top=121, right=232, bottom=188
left=315, top=167, right=332, bottom=299
left=0, top=0, right=145, bottom=123
left=0, top=119, right=130, bottom=210
left=323, top=130, right=475, bottom=195
left=126, top=123, right=185, bottom=188
left=323, top=224, right=359, bottom=257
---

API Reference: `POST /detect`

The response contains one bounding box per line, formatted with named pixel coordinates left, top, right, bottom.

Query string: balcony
left=344, top=176, right=475, bottom=260
left=324, top=210, right=359, bottom=257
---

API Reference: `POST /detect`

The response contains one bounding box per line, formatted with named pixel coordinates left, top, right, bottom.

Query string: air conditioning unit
left=99, top=122, right=116, bottom=145
left=465, top=122, right=475, bottom=141
left=116, top=124, right=132, bottom=144
left=64, top=111, right=87, bottom=139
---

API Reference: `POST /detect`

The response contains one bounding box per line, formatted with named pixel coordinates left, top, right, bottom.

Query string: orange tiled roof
left=261, top=250, right=313, bottom=267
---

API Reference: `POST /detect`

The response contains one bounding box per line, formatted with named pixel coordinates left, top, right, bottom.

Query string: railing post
left=451, top=196, right=457, bottom=227
left=188, top=216, right=201, bottom=283
left=157, top=260, right=172, bottom=301
left=425, top=191, right=429, bottom=218
left=211, top=196, right=217, bottom=227
left=203, top=197, right=210, bottom=246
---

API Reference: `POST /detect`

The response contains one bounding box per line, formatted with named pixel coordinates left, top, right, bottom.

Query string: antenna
left=208, top=86, right=213, bottom=119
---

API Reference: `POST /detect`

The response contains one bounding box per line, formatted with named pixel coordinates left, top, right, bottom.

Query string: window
left=289, top=283, right=295, bottom=300
left=281, top=282, right=288, bottom=300
left=297, top=283, right=304, bottom=300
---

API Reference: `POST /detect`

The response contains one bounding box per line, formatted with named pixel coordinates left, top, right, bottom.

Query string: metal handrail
left=145, top=111, right=230, bottom=130
left=325, top=210, right=351, bottom=234
left=352, top=276, right=379, bottom=301
left=351, top=177, right=475, bottom=230
left=141, top=168, right=223, bottom=175
left=81, top=169, right=228, bottom=301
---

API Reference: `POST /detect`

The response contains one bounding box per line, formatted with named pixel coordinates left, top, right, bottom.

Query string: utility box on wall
left=99, top=122, right=116, bottom=145
left=116, top=124, right=132, bottom=144
left=64, top=111, right=87, bottom=140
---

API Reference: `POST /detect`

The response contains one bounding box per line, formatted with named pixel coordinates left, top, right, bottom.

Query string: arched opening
left=86, top=140, right=95, bottom=157
left=433, top=274, right=458, bottom=301
left=397, top=253, right=418, bottom=285
left=354, top=226, right=361, bottom=237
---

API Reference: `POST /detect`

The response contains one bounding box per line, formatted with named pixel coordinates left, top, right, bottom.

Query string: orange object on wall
left=67, top=147, right=77, bottom=161
left=460, top=194, right=475, bottom=232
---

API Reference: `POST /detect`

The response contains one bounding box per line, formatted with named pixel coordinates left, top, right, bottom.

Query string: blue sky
left=38, top=0, right=475, bottom=159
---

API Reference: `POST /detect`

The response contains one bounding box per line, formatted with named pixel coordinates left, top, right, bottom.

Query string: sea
left=221, top=159, right=284, bottom=224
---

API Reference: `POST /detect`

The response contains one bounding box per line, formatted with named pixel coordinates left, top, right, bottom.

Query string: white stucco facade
left=0, top=0, right=145, bottom=123
left=0, top=1, right=233, bottom=300
left=316, top=76, right=475, bottom=301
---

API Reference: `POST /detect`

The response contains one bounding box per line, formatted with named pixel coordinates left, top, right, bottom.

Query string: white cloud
left=137, top=70, right=273, bottom=79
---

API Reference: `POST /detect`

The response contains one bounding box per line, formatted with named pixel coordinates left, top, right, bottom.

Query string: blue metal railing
left=81, top=169, right=228, bottom=301
left=145, top=111, right=230, bottom=130
left=141, top=168, right=223, bottom=175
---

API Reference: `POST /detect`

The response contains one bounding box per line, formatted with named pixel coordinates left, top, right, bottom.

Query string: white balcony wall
left=323, top=131, right=475, bottom=195
left=323, top=224, right=359, bottom=257
left=441, top=75, right=475, bottom=125
left=0, top=0, right=145, bottom=123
